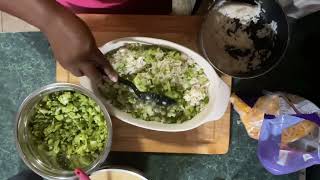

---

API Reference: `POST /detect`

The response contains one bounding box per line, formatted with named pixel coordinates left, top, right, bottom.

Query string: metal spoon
left=117, top=77, right=176, bottom=106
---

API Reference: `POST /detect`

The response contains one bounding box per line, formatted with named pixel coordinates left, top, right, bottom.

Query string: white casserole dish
left=80, top=37, right=230, bottom=132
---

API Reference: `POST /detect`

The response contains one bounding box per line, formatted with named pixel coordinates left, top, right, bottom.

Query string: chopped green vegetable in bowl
left=100, top=44, right=210, bottom=124
left=29, top=91, right=108, bottom=170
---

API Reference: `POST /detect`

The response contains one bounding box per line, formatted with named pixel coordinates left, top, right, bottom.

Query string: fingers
left=92, top=49, right=118, bottom=82
left=103, top=60, right=118, bottom=82
left=58, top=46, right=118, bottom=83
left=59, top=61, right=83, bottom=77
left=68, top=67, right=84, bottom=77
left=79, top=63, right=103, bottom=84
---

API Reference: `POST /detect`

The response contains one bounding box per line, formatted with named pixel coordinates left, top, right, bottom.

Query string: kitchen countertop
left=1, top=12, right=319, bottom=180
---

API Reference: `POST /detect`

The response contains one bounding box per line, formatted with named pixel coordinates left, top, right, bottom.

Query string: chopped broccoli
left=29, top=91, right=108, bottom=169
left=101, top=44, right=210, bottom=123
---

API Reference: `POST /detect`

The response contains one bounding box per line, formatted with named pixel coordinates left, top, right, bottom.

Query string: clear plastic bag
left=258, top=114, right=320, bottom=175
left=230, top=92, right=280, bottom=139
left=231, top=91, right=320, bottom=174
left=231, top=91, right=320, bottom=140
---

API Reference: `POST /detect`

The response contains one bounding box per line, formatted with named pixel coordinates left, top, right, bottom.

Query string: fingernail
left=110, top=75, right=118, bottom=82
left=104, top=68, right=118, bottom=82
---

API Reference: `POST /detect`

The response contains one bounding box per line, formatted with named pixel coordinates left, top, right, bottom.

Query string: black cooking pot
left=200, top=0, right=290, bottom=79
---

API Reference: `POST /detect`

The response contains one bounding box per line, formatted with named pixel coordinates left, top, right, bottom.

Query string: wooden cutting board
left=56, top=14, right=232, bottom=154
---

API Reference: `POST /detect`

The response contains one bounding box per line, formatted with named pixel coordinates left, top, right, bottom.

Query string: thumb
left=92, top=48, right=118, bottom=82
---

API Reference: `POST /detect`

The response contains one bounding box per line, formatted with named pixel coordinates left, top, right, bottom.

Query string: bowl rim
left=90, top=167, right=148, bottom=180
left=15, top=83, right=113, bottom=180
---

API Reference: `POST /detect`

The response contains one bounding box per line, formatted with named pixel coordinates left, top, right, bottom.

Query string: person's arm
left=0, top=0, right=118, bottom=82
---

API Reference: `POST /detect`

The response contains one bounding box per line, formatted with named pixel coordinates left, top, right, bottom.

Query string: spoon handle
left=117, top=77, right=176, bottom=106
left=118, top=77, right=141, bottom=95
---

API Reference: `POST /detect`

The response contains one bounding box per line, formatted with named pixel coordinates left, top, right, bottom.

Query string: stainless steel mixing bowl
left=15, top=83, right=113, bottom=180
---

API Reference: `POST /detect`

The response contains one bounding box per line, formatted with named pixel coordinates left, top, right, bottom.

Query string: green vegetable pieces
left=101, top=44, right=210, bottom=124
left=29, top=91, right=108, bottom=169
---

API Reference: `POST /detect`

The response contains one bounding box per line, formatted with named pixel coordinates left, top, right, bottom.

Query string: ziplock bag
left=258, top=114, right=320, bottom=175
